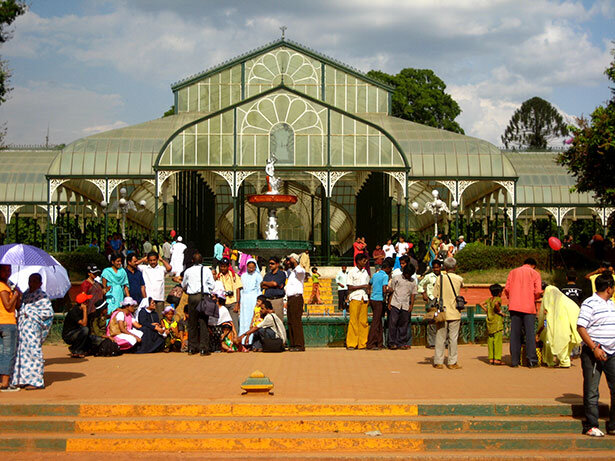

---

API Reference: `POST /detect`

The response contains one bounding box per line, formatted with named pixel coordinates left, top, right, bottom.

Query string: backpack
left=95, top=338, right=121, bottom=357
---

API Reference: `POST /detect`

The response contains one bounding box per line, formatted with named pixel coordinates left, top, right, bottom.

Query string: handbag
left=446, top=274, right=466, bottom=311
left=196, top=266, right=219, bottom=318
left=166, top=284, right=183, bottom=305
left=108, top=313, right=121, bottom=337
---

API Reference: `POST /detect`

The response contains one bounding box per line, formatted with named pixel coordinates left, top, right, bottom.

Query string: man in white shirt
left=383, top=238, right=396, bottom=259
left=458, top=236, right=467, bottom=251
left=346, top=253, right=371, bottom=349
left=336, top=265, right=348, bottom=314
left=285, top=253, right=306, bottom=351
left=170, top=236, right=187, bottom=276
left=395, top=236, right=409, bottom=257
left=138, top=251, right=172, bottom=318
left=577, top=274, right=615, bottom=437
left=238, top=299, right=287, bottom=352
left=181, top=251, right=215, bottom=356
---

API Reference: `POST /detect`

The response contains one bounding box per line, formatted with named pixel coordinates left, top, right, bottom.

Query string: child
left=252, top=295, right=267, bottom=329
left=213, top=289, right=241, bottom=352
left=308, top=267, right=323, bottom=304
left=160, top=306, right=182, bottom=352
left=481, top=284, right=504, bottom=365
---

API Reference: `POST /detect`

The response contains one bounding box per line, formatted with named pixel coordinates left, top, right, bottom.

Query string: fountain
left=233, top=156, right=310, bottom=257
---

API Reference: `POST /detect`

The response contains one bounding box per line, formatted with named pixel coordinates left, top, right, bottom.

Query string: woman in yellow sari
left=538, top=285, right=582, bottom=368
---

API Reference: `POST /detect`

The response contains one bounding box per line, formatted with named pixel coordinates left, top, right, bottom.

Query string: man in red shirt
left=504, top=258, right=543, bottom=367
left=372, top=244, right=385, bottom=270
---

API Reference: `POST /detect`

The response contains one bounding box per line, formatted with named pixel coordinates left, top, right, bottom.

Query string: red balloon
left=408, top=243, right=414, bottom=249
left=548, top=236, right=562, bottom=251
left=170, top=230, right=176, bottom=238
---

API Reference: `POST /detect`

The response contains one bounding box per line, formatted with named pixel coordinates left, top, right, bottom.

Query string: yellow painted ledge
left=66, top=437, right=425, bottom=452
left=78, top=404, right=418, bottom=417
left=75, top=419, right=422, bottom=434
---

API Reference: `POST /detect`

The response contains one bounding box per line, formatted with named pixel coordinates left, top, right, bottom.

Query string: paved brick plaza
left=0, top=344, right=608, bottom=405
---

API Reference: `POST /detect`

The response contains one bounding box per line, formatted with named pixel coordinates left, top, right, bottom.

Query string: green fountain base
left=233, top=239, right=311, bottom=258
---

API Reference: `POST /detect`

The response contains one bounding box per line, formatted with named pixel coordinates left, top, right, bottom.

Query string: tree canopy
left=367, top=68, right=464, bottom=134
left=501, top=96, right=569, bottom=150
left=0, top=0, right=26, bottom=105
left=558, top=51, right=615, bottom=205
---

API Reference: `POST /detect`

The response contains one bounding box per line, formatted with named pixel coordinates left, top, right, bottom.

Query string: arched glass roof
left=47, top=113, right=203, bottom=178
left=0, top=149, right=57, bottom=203
left=362, top=114, right=516, bottom=178
left=504, top=152, right=596, bottom=205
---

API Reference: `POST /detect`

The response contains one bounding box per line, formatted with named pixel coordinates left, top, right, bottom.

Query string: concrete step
left=0, top=403, right=597, bottom=418
left=0, top=416, right=587, bottom=434
left=1, top=432, right=615, bottom=453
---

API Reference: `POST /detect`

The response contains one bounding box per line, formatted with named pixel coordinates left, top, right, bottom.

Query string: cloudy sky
left=0, top=0, right=613, bottom=147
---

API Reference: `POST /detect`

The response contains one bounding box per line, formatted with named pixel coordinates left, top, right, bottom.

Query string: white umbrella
left=9, top=256, right=71, bottom=300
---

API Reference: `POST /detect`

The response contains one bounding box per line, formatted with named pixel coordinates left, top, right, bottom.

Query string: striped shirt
left=577, top=293, right=615, bottom=355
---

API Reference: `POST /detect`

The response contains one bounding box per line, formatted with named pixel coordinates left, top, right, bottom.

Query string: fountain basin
left=234, top=239, right=311, bottom=259
left=247, top=194, right=297, bottom=209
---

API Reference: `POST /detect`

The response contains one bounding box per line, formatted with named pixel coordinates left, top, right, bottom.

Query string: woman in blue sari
left=11, top=274, right=54, bottom=390
left=239, top=259, right=262, bottom=338
left=102, top=252, right=129, bottom=316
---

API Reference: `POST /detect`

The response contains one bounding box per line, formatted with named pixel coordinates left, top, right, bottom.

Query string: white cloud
left=82, top=120, right=128, bottom=135
left=0, top=0, right=611, bottom=147
left=0, top=81, right=126, bottom=145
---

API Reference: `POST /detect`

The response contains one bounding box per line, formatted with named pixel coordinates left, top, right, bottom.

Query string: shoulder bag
left=262, top=314, right=285, bottom=352
left=108, top=312, right=122, bottom=337
left=446, top=274, right=466, bottom=311
left=196, top=266, right=219, bottom=318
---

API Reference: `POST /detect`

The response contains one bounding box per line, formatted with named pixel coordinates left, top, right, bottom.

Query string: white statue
left=265, top=155, right=281, bottom=195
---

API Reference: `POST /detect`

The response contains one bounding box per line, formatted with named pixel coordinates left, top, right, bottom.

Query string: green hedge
left=51, top=248, right=107, bottom=279
left=455, top=243, right=549, bottom=272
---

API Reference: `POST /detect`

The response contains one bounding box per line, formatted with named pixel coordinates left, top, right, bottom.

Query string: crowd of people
left=2, top=231, right=615, bottom=438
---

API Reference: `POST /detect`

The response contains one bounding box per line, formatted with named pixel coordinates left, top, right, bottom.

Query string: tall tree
left=367, top=68, right=464, bottom=134
left=0, top=0, right=26, bottom=145
left=501, top=97, right=569, bottom=150
left=558, top=51, right=615, bottom=205
left=0, top=0, right=26, bottom=104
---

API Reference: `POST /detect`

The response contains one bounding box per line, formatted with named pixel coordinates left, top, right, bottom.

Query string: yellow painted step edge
left=78, top=404, right=419, bottom=417
left=66, top=437, right=425, bottom=452
left=75, top=419, right=421, bottom=434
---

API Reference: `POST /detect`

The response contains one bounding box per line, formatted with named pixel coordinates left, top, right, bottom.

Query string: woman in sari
left=107, top=297, right=143, bottom=351
left=538, top=285, right=582, bottom=368
left=239, top=259, right=262, bottom=338
left=102, top=252, right=129, bottom=316
left=11, top=274, right=54, bottom=390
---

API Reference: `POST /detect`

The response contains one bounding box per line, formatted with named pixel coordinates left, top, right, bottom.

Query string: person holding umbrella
left=0, top=264, right=21, bottom=392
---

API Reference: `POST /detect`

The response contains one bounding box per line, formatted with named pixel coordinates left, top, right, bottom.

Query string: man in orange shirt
left=504, top=258, right=543, bottom=367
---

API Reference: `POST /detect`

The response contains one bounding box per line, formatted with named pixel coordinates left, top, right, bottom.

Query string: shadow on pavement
left=45, top=356, right=88, bottom=366
left=44, top=371, right=86, bottom=386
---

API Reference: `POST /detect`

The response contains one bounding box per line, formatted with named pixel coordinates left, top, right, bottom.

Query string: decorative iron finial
left=280, top=25, right=287, bottom=40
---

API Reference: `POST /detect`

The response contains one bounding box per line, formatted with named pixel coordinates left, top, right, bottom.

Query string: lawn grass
left=459, top=268, right=556, bottom=285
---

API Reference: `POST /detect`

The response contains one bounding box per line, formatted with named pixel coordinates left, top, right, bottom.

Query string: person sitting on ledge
left=160, top=306, right=182, bottom=353
left=62, top=292, right=93, bottom=358
left=136, top=297, right=165, bottom=354
left=238, top=298, right=286, bottom=352
left=107, top=297, right=143, bottom=351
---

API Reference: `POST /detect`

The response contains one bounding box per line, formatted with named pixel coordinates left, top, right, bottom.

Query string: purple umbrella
left=0, top=243, right=58, bottom=266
